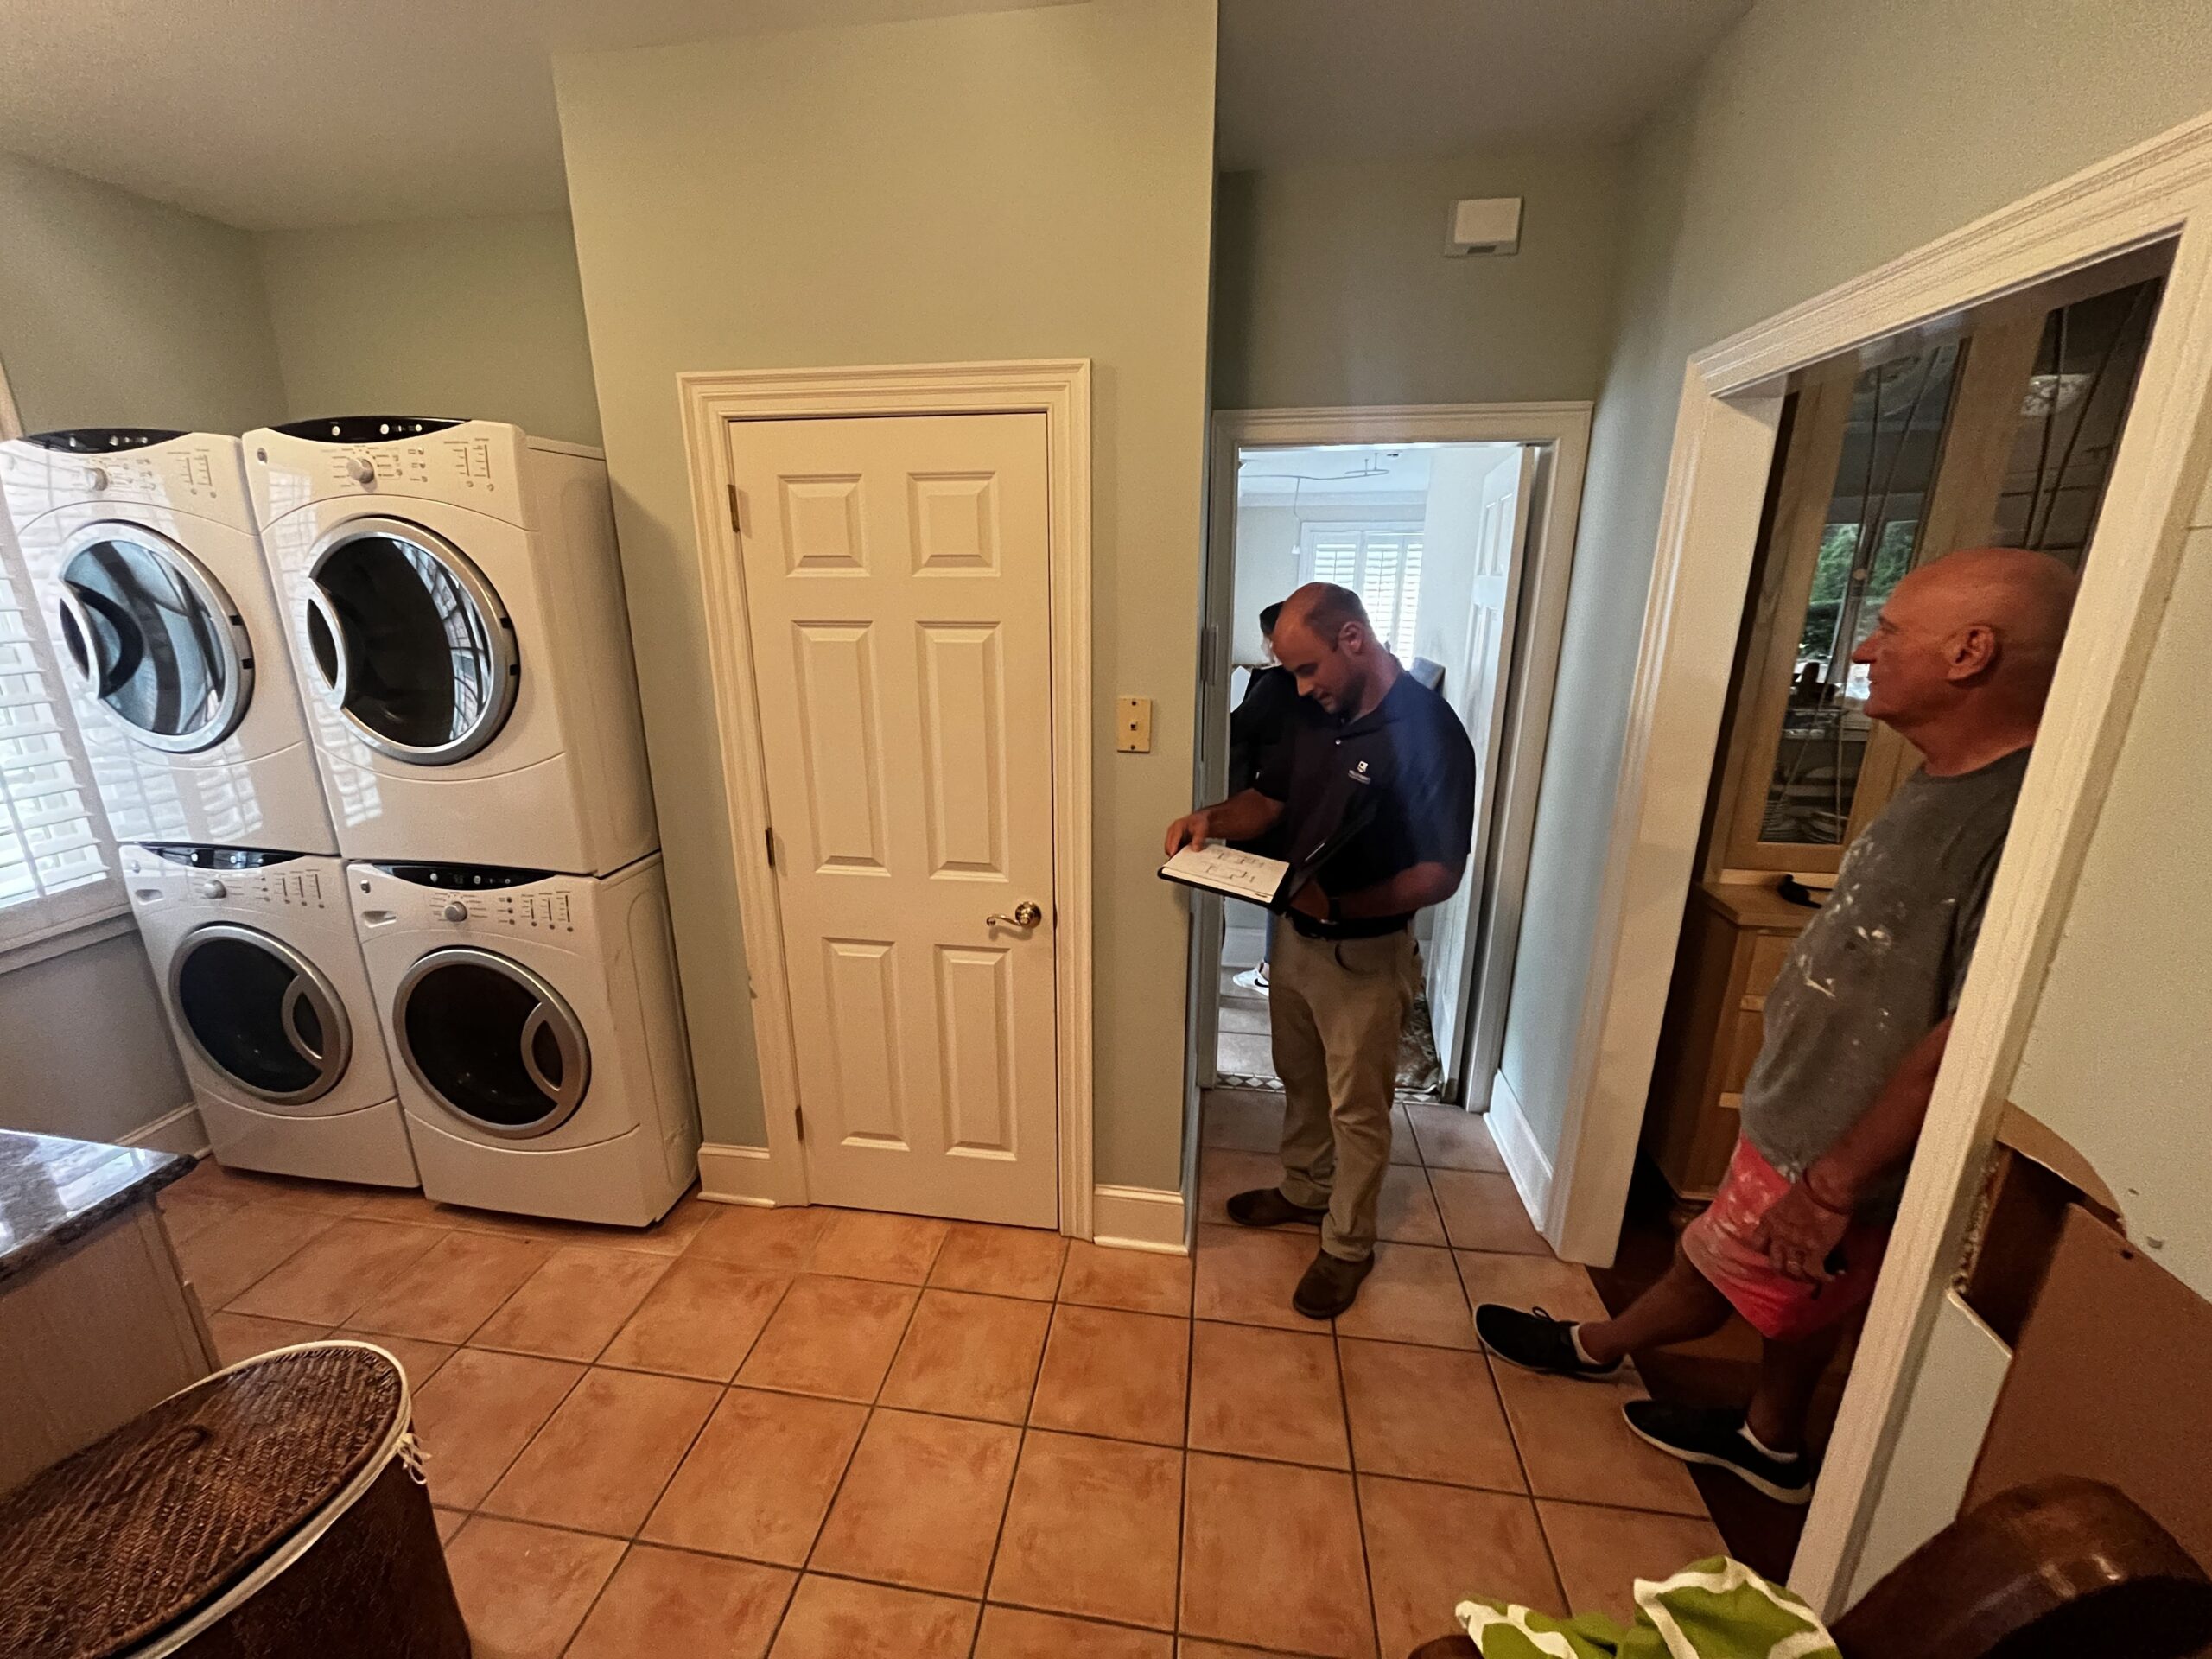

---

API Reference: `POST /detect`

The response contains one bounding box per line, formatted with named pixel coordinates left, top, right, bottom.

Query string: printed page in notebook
left=1159, top=843, right=1289, bottom=906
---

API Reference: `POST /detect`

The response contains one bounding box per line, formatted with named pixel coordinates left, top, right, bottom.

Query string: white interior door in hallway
left=728, top=411, right=1058, bottom=1227
left=1424, top=446, right=1536, bottom=1096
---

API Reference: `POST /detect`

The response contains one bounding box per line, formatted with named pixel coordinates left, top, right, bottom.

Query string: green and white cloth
left=1458, top=1558, right=1838, bottom=1659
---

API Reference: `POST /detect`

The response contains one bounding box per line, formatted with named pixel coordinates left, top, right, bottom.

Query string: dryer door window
left=304, top=518, right=518, bottom=765
left=170, top=925, right=353, bottom=1105
left=395, top=948, right=591, bottom=1138
left=57, top=527, right=252, bottom=753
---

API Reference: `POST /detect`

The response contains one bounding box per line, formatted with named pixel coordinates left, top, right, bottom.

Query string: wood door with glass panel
left=726, top=412, right=1058, bottom=1227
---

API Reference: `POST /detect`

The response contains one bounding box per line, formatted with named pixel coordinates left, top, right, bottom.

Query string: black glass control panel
left=369, top=861, right=553, bottom=890
left=140, top=844, right=308, bottom=869
left=24, top=429, right=186, bottom=453
left=273, top=416, right=463, bottom=443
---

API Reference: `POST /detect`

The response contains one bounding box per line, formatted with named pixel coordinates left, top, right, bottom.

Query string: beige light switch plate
left=1116, top=696, right=1154, bottom=753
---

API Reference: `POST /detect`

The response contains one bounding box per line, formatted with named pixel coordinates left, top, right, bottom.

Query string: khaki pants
left=1269, top=924, right=1417, bottom=1262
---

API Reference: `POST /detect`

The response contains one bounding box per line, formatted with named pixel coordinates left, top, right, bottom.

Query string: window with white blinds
left=0, top=510, right=122, bottom=950
left=1299, top=522, right=1424, bottom=652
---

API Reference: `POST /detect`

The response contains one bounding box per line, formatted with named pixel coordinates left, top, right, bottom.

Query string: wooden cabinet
left=1642, top=881, right=1812, bottom=1202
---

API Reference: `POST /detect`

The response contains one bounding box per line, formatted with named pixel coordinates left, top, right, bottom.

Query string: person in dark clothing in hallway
left=1165, top=582, right=1477, bottom=1317
left=1226, top=601, right=1301, bottom=994
left=1477, top=547, right=2078, bottom=1505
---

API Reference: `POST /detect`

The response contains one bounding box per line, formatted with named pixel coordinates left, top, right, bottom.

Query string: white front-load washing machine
left=124, top=843, right=417, bottom=1187
left=244, top=416, right=656, bottom=874
left=348, top=854, right=699, bottom=1227
left=0, top=429, right=336, bottom=853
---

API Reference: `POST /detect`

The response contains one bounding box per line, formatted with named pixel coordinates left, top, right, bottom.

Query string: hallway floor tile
left=160, top=1095, right=1716, bottom=1656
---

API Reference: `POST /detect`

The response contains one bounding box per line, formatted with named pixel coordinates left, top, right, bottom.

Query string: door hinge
left=764, top=826, right=775, bottom=868
left=794, top=1103, right=806, bottom=1143
left=728, top=483, right=744, bottom=536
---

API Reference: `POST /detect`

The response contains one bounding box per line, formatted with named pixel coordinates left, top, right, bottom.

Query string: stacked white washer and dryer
left=0, top=429, right=417, bottom=1187
left=245, top=416, right=699, bottom=1228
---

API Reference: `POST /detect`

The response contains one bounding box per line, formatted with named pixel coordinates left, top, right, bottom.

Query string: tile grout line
left=1330, top=1312, right=1385, bottom=1659
left=963, top=1243, right=1066, bottom=1658
left=512, top=1210, right=806, bottom=1656
left=1171, top=1270, right=1198, bottom=1649
left=548, top=1265, right=809, bottom=1651
left=774, top=1219, right=940, bottom=1649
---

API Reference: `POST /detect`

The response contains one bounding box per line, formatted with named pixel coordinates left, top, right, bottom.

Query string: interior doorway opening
left=1211, top=439, right=1526, bottom=1102
left=1619, top=238, right=2171, bottom=1578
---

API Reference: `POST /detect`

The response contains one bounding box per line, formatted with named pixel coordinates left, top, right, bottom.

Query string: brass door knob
left=986, top=901, right=1044, bottom=929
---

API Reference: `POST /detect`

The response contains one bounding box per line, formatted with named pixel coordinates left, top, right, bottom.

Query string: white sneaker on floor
left=1232, top=965, right=1269, bottom=995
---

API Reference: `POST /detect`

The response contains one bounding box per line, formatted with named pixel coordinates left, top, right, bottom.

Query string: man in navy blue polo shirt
left=1165, top=582, right=1476, bottom=1316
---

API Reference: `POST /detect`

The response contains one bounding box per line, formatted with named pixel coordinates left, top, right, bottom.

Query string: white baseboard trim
left=1486, top=1070, right=1554, bottom=1241
left=120, top=1102, right=208, bottom=1160
left=696, top=1141, right=801, bottom=1208
left=1090, top=1184, right=1188, bottom=1255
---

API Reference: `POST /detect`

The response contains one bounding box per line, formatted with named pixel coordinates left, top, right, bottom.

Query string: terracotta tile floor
left=162, top=1094, right=1719, bottom=1659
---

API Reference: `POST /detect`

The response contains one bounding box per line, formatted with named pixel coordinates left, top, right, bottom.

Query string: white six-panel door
left=1426, top=446, right=1537, bottom=1096
left=726, top=411, right=1058, bottom=1226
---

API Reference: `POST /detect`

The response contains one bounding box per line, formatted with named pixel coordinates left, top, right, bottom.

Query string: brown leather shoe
left=1293, top=1249, right=1374, bottom=1318
left=1224, top=1187, right=1327, bottom=1228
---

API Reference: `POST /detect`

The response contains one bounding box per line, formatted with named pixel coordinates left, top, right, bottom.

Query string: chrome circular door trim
left=391, top=945, right=591, bottom=1139
left=168, top=923, right=353, bottom=1105
left=57, top=519, right=254, bottom=753
left=303, top=513, right=519, bottom=766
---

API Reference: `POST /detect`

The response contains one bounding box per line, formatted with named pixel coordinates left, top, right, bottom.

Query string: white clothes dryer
left=245, top=417, right=656, bottom=874
left=124, top=843, right=416, bottom=1187
left=348, top=853, right=698, bottom=1227
left=0, top=430, right=336, bottom=853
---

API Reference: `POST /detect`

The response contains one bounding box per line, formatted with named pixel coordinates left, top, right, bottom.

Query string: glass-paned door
left=1760, top=342, right=1963, bottom=846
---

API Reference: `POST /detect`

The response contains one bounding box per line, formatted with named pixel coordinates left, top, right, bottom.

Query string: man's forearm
left=1329, top=861, right=1464, bottom=921
left=1806, top=1017, right=1953, bottom=1210
left=1192, top=789, right=1285, bottom=845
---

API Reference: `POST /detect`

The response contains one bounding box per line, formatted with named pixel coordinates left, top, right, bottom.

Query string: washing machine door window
left=303, top=517, right=518, bottom=766
left=394, top=948, right=591, bottom=1138
left=55, top=524, right=253, bottom=753
left=170, top=925, right=353, bottom=1105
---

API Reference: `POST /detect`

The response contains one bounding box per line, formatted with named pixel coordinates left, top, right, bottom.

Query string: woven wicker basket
left=0, top=1339, right=470, bottom=1659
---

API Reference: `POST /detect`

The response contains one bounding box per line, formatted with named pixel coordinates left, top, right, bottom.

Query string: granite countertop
left=0, top=1129, right=194, bottom=1284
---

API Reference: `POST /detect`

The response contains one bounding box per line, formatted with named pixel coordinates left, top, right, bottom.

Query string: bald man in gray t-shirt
left=1478, top=547, right=2076, bottom=1504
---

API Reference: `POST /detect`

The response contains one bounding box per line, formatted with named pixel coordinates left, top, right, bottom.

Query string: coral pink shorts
left=1680, top=1137, right=1891, bottom=1341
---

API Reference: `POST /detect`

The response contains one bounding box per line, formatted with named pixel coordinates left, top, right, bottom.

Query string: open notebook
left=1158, top=843, right=1292, bottom=906
left=1158, top=791, right=1377, bottom=912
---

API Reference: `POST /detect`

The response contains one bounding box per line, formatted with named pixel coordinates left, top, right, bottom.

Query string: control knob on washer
left=195, top=878, right=226, bottom=900
left=442, top=900, right=469, bottom=923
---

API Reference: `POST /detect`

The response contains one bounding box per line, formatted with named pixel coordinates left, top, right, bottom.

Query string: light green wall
left=256, top=215, right=602, bottom=445
left=0, top=149, right=258, bottom=1144
left=0, top=149, right=286, bottom=433
left=1499, top=0, right=2212, bottom=1166
left=1212, top=146, right=1626, bottom=410
left=553, top=0, right=1218, bottom=1185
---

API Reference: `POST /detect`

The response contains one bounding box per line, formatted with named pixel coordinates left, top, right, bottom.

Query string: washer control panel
left=354, top=860, right=578, bottom=934
left=123, top=844, right=334, bottom=912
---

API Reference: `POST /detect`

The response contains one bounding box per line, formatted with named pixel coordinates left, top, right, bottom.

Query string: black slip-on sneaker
left=1621, top=1399, right=1815, bottom=1505
left=1474, top=1304, right=1622, bottom=1378
left=1293, top=1249, right=1374, bottom=1318
left=1226, top=1187, right=1328, bottom=1228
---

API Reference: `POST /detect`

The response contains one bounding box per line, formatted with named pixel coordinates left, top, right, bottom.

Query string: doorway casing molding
left=677, top=359, right=1096, bottom=1241
left=1193, top=401, right=1593, bottom=1220
left=1556, top=111, right=2212, bottom=1612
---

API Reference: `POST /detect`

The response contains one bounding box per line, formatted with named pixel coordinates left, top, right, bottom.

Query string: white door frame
left=1554, top=112, right=2212, bottom=1614
left=677, top=359, right=1096, bottom=1239
left=1194, top=403, right=1593, bottom=1112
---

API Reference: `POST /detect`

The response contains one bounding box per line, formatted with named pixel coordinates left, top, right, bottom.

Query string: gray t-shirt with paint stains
left=1739, top=747, right=2031, bottom=1198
